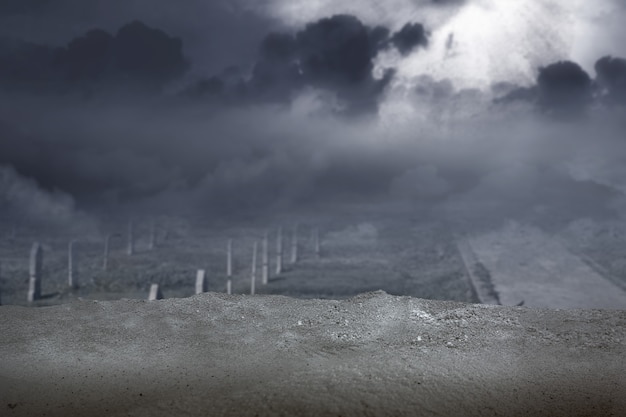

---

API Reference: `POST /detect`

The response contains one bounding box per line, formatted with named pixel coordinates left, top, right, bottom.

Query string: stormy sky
left=1, top=0, right=626, bottom=230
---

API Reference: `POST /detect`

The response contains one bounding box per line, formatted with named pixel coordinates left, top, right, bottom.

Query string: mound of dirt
left=1, top=291, right=624, bottom=416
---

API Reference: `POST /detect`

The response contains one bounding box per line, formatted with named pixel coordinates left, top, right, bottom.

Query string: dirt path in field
left=466, top=222, right=626, bottom=309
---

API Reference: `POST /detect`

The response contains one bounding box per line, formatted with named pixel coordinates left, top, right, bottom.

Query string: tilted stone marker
left=250, top=242, right=258, bottom=295
left=290, top=224, right=299, bottom=264
left=148, top=283, right=163, bottom=301
left=276, top=227, right=283, bottom=275
left=262, top=231, right=269, bottom=285
left=27, top=242, right=43, bottom=303
left=226, top=239, right=233, bottom=295
left=195, top=269, right=207, bottom=295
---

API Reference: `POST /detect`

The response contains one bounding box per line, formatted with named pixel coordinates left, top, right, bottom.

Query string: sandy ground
left=468, top=222, right=626, bottom=309
left=1, top=291, right=624, bottom=416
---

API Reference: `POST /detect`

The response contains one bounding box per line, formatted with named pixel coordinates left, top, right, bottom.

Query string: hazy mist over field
left=4, top=5, right=626, bottom=415
left=1, top=0, right=625, bottom=233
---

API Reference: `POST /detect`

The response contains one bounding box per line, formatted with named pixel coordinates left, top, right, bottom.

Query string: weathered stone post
left=195, top=269, right=207, bottom=295
left=313, top=227, right=321, bottom=259
left=276, top=227, right=283, bottom=275
left=250, top=241, right=257, bottom=295
left=68, top=240, right=77, bottom=288
left=127, top=219, right=135, bottom=256
left=226, top=239, right=233, bottom=295
left=27, top=242, right=43, bottom=303
left=262, top=231, right=269, bottom=285
left=148, top=283, right=163, bottom=300
left=290, top=224, right=299, bottom=264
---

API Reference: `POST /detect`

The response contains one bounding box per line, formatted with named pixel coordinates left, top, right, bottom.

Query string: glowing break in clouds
left=242, top=0, right=626, bottom=90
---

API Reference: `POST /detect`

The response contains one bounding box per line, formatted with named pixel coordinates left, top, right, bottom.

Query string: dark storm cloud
left=390, top=23, right=428, bottom=55
left=495, top=56, right=626, bottom=117
left=2, top=1, right=624, bottom=230
left=0, top=38, right=60, bottom=91
left=290, top=14, right=396, bottom=114
left=110, top=21, right=188, bottom=87
left=493, top=60, right=599, bottom=118
left=0, top=0, right=51, bottom=16
left=2, top=78, right=626, bottom=228
left=0, top=20, right=188, bottom=93
left=2, top=6, right=430, bottom=113
left=61, top=29, right=114, bottom=82
left=0, top=1, right=275, bottom=77
left=595, top=56, right=626, bottom=106
left=295, top=15, right=383, bottom=86
left=188, top=15, right=429, bottom=115
left=248, top=31, right=301, bottom=101
left=536, top=61, right=593, bottom=116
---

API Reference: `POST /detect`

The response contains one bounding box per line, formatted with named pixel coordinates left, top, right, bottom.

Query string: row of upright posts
left=16, top=222, right=321, bottom=303
left=199, top=224, right=321, bottom=298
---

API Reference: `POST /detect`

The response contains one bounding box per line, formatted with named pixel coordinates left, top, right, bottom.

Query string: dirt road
left=467, top=222, right=626, bottom=309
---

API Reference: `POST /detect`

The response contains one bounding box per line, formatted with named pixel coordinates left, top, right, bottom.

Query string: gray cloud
left=186, top=15, right=429, bottom=115
left=0, top=20, right=188, bottom=95
left=536, top=61, right=593, bottom=117
left=0, top=164, right=96, bottom=232
left=493, top=57, right=626, bottom=117
left=595, top=56, right=626, bottom=106
left=0, top=0, right=52, bottom=16
left=0, top=1, right=275, bottom=77
left=0, top=0, right=625, bottom=234
left=390, top=22, right=429, bottom=56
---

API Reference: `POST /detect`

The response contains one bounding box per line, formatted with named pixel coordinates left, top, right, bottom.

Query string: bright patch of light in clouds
left=245, top=0, right=626, bottom=90
left=396, top=1, right=572, bottom=89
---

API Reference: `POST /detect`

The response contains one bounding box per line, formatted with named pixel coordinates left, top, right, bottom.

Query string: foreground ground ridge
left=1, top=291, right=624, bottom=417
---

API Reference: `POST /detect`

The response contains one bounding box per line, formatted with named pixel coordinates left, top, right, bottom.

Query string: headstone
left=148, top=283, right=163, bottom=301
left=276, top=227, right=283, bottom=275
left=27, top=242, right=43, bottom=303
left=226, top=239, right=233, bottom=294
left=313, top=227, right=321, bottom=259
left=195, top=269, right=207, bottom=294
left=127, top=219, right=135, bottom=256
left=250, top=242, right=257, bottom=295
left=227, top=239, right=233, bottom=277
left=262, top=231, right=269, bottom=285
left=290, top=224, right=299, bottom=264
left=68, top=240, right=77, bottom=288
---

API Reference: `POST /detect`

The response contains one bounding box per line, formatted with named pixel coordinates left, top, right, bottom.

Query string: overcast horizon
left=1, top=0, right=626, bottom=232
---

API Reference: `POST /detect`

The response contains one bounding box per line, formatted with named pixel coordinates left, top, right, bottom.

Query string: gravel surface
left=1, top=291, right=624, bottom=416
